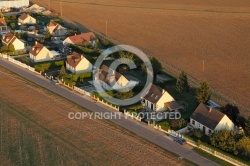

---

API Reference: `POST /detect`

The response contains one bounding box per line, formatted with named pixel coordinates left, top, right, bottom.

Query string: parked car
left=174, top=137, right=186, bottom=145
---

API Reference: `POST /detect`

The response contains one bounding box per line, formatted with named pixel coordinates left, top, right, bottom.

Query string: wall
left=0, top=0, right=29, bottom=9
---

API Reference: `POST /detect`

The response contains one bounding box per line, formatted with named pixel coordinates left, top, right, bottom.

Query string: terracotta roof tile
left=19, top=13, right=30, bottom=21
left=29, top=42, right=44, bottom=56
left=0, top=17, right=7, bottom=26
left=2, top=32, right=16, bottom=44
left=68, top=32, right=97, bottom=45
left=66, top=51, right=83, bottom=68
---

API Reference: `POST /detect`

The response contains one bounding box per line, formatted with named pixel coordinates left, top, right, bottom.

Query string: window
left=192, top=120, right=195, bottom=125
left=209, top=129, right=212, bottom=134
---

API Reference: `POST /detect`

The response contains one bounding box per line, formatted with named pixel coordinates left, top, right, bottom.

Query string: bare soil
left=32, top=0, right=250, bottom=116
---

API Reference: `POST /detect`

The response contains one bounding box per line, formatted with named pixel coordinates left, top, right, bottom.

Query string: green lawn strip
left=193, top=148, right=234, bottom=166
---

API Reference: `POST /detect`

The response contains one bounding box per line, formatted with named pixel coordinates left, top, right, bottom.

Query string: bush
left=34, top=63, right=51, bottom=72
left=159, top=121, right=170, bottom=131
left=193, top=129, right=203, bottom=139
left=55, top=60, right=64, bottom=66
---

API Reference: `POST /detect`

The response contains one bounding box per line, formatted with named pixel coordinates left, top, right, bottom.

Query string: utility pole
left=48, top=0, right=50, bottom=10
left=60, top=1, right=62, bottom=17
left=202, top=60, right=205, bottom=72
left=105, top=21, right=108, bottom=36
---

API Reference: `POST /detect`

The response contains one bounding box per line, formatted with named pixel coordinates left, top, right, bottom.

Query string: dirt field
left=31, top=0, right=250, bottom=116
left=0, top=66, right=193, bottom=166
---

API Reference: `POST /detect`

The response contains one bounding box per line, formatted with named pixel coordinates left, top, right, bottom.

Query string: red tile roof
left=0, top=17, right=7, bottom=26
left=29, top=42, right=44, bottom=56
left=19, top=13, right=30, bottom=21
left=47, top=20, right=57, bottom=27
left=68, top=32, right=97, bottom=45
left=2, top=32, right=16, bottom=44
left=66, top=51, right=83, bottom=68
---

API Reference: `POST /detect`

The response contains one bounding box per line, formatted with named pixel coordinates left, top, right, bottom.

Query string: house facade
left=66, top=52, right=92, bottom=74
left=18, top=13, right=36, bottom=25
left=45, top=20, right=67, bottom=36
left=29, top=42, right=54, bottom=62
left=63, top=32, right=98, bottom=47
left=190, top=103, right=235, bottom=135
left=141, top=83, right=181, bottom=112
left=0, top=17, right=8, bottom=35
left=2, top=32, right=25, bottom=50
left=94, top=65, right=138, bottom=91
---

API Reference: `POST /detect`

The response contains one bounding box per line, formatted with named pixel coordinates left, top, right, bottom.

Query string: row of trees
left=210, top=130, right=250, bottom=159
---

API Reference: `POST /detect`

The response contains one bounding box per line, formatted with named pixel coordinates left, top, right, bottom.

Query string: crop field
left=0, top=66, right=193, bottom=166
left=31, top=0, right=250, bottom=116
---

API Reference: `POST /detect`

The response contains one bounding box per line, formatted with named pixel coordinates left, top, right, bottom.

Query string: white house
left=0, top=17, right=8, bottom=35
left=141, top=83, right=182, bottom=112
left=66, top=51, right=92, bottom=74
left=190, top=103, right=235, bottom=135
left=29, top=42, right=54, bottom=62
left=94, top=65, right=138, bottom=91
left=63, top=32, right=98, bottom=47
left=45, top=20, right=67, bottom=36
left=2, top=32, right=25, bottom=51
left=18, top=13, right=36, bottom=25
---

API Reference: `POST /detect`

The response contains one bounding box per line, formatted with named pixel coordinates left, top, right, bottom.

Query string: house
left=66, top=51, right=92, bottom=74
left=45, top=20, right=67, bottom=36
left=29, top=42, right=54, bottom=62
left=94, top=65, right=138, bottom=91
left=0, top=17, right=8, bottom=34
left=18, top=13, right=36, bottom=25
left=141, top=83, right=182, bottom=112
left=189, top=103, right=234, bottom=135
left=2, top=32, right=25, bottom=51
left=63, top=32, right=98, bottom=47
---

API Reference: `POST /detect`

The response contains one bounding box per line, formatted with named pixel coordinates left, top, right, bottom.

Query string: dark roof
left=97, top=65, right=124, bottom=86
left=165, top=101, right=182, bottom=111
left=142, top=83, right=163, bottom=103
left=29, top=42, right=44, bottom=56
left=2, top=32, right=17, bottom=44
left=66, top=52, right=82, bottom=68
left=191, top=103, right=225, bottom=130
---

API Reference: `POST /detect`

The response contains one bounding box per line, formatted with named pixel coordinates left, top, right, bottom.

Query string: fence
left=92, top=95, right=120, bottom=111
left=5, top=56, right=41, bottom=75
left=124, top=110, right=142, bottom=121
left=183, top=137, right=248, bottom=166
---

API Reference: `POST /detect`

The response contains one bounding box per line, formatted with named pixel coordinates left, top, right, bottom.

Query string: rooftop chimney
left=35, top=41, right=37, bottom=45
left=209, top=107, right=212, bottom=112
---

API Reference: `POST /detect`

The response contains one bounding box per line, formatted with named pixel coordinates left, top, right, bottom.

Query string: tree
left=176, top=71, right=190, bottom=93
left=8, top=44, right=15, bottom=52
left=22, top=32, right=28, bottom=40
left=1, top=45, right=9, bottom=53
left=119, top=52, right=135, bottom=66
left=196, top=81, right=211, bottom=103
left=150, top=57, right=162, bottom=76
left=59, top=65, right=67, bottom=78
left=45, top=29, right=51, bottom=40
left=221, top=104, right=239, bottom=124
left=244, top=116, right=250, bottom=137
left=210, top=130, right=237, bottom=153
left=236, top=137, right=250, bottom=158
left=10, top=22, right=15, bottom=30
left=115, top=90, right=134, bottom=100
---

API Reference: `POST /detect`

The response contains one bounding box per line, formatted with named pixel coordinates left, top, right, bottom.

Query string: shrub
left=55, top=60, right=64, bottom=66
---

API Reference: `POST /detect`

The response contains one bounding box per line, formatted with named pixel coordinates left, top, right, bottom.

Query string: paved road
left=0, top=58, right=219, bottom=166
